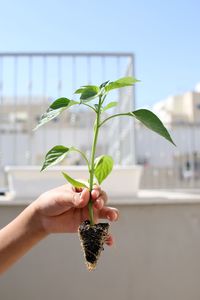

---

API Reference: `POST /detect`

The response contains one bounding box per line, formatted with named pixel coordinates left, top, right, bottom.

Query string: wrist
left=24, top=202, right=48, bottom=240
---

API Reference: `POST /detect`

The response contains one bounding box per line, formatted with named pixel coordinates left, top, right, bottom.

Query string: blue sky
left=0, top=0, right=200, bottom=107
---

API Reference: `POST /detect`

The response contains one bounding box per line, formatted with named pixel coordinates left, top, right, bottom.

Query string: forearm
left=0, top=204, right=47, bottom=275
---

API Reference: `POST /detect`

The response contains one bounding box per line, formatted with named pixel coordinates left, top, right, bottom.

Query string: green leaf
left=99, top=109, right=175, bottom=146
left=99, top=80, right=110, bottom=89
left=105, top=76, right=140, bottom=92
left=102, top=101, right=118, bottom=112
left=62, top=172, right=88, bottom=188
left=41, top=145, right=71, bottom=171
left=33, top=98, right=78, bottom=130
left=74, top=88, right=85, bottom=94
left=94, top=155, right=114, bottom=184
left=130, top=109, right=176, bottom=145
left=80, top=85, right=100, bottom=102
left=50, top=98, right=78, bottom=109
left=41, top=145, right=90, bottom=171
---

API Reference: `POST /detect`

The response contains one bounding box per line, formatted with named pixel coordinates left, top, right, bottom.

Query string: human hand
left=31, top=184, right=119, bottom=245
left=0, top=183, right=119, bottom=274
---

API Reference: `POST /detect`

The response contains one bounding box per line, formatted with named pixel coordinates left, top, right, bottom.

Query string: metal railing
left=1, top=52, right=199, bottom=190
left=137, top=122, right=200, bottom=189
left=0, top=52, right=135, bottom=187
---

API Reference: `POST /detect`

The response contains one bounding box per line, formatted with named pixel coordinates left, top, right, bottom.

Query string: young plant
left=34, top=77, right=175, bottom=270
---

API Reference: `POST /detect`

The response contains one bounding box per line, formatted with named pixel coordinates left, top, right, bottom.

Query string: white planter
left=4, top=165, right=143, bottom=200
left=101, top=165, right=143, bottom=197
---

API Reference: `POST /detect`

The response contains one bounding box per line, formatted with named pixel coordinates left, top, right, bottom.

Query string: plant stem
left=99, top=112, right=130, bottom=127
left=82, top=102, right=97, bottom=113
left=88, top=96, right=102, bottom=225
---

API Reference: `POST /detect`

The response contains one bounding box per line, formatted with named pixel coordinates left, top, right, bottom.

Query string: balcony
left=1, top=52, right=200, bottom=300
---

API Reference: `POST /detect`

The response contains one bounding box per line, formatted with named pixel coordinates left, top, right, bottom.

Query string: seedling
left=34, top=77, right=175, bottom=270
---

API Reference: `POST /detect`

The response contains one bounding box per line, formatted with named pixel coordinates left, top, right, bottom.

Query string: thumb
left=72, top=188, right=90, bottom=208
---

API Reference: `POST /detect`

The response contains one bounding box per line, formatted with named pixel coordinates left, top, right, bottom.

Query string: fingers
left=94, top=190, right=108, bottom=208
left=61, top=184, right=109, bottom=213
left=98, top=207, right=119, bottom=222
left=72, top=188, right=90, bottom=208
left=69, top=187, right=107, bottom=210
left=91, top=185, right=101, bottom=199
left=73, top=187, right=119, bottom=221
left=93, top=198, right=104, bottom=210
left=91, top=185, right=108, bottom=210
left=105, top=234, right=114, bottom=246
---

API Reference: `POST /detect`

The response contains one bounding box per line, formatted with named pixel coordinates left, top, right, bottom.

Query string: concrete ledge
left=1, top=189, right=200, bottom=206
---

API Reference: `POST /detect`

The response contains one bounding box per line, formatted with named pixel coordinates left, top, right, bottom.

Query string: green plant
left=34, top=76, right=175, bottom=225
left=34, top=76, right=175, bottom=269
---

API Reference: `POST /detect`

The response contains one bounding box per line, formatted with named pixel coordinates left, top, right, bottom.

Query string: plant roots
left=78, top=220, right=109, bottom=271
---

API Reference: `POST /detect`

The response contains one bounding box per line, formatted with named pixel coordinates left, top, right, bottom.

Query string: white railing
left=0, top=52, right=135, bottom=188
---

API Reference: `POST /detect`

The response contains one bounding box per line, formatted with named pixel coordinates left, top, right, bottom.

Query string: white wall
left=1, top=200, right=200, bottom=300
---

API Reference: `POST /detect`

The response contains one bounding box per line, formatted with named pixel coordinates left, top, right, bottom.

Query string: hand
left=32, top=184, right=119, bottom=245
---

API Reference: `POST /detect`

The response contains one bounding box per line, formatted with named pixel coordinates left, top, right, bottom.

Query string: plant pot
left=4, top=165, right=143, bottom=200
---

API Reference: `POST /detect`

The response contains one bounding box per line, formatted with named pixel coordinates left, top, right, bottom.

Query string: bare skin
left=0, top=184, right=119, bottom=275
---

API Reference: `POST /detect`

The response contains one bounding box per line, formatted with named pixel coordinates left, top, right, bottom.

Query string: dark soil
left=78, top=220, right=109, bottom=271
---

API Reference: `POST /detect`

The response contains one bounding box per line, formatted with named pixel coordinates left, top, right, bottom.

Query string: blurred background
left=1, top=1, right=200, bottom=299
